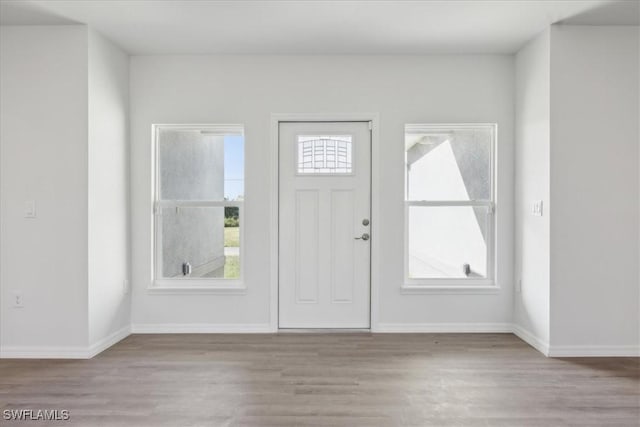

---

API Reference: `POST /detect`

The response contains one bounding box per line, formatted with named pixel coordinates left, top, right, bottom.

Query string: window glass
left=154, top=126, right=243, bottom=282
left=405, top=124, right=495, bottom=282
left=160, top=207, right=240, bottom=279
left=406, top=128, right=491, bottom=201
left=158, top=129, right=244, bottom=201
left=408, top=206, right=488, bottom=279
left=297, top=135, right=353, bottom=174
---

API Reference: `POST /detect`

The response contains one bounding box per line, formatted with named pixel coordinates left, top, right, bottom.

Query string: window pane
left=406, top=127, right=492, bottom=201
left=158, top=129, right=244, bottom=201
left=408, top=205, right=488, bottom=279
left=297, top=135, right=353, bottom=174
left=160, top=207, right=240, bottom=279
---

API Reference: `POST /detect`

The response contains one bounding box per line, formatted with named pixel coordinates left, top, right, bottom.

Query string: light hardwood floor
left=1, top=333, right=638, bottom=426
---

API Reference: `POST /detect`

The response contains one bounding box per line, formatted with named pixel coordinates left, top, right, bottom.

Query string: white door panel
left=279, top=122, right=371, bottom=328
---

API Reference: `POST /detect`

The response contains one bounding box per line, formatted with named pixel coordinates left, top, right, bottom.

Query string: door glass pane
left=297, top=135, right=353, bottom=174
left=408, top=205, right=488, bottom=279
left=160, top=207, right=240, bottom=279
left=406, top=127, right=492, bottom=201
left=158, top=129, right=244, bottom=201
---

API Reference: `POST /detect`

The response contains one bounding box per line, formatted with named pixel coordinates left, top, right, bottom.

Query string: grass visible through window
left=224, top=226, right=240, bottom=278
left=224, top=227, right=239, bottom=247
left=224, top=255, right=239, bottom=279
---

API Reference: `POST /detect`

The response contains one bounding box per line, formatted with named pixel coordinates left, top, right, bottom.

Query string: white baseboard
left=130, top=323, right=274, bottom=333
left=0, top=346, right=91, bottom=359
left=3, top=322, right=637, bottom=358
left=510, top=324, right=640, bottom=357
left=511, top=324, right=550, bottom=356
left=547, top=345, right=640, bottom=357
left=0, top=325, right=132, bottom=359
left=374, top=322, right=513, bottom=333
left=87, top=325, right=131, bottom=358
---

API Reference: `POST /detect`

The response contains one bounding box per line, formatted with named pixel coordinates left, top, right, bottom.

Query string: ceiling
left=1, top=0, right=638, bottom=54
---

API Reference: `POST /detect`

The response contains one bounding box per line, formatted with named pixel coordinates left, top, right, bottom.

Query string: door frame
left=269, top=113, right=381, bottom=332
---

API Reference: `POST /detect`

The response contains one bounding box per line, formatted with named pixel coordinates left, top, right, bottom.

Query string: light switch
left=532, top=200, right=543, bottom=217
left=24, top=200, right=36, bottom=218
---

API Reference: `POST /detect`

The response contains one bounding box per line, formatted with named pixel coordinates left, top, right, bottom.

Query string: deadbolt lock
left=362, top=219, right=370, bottom=226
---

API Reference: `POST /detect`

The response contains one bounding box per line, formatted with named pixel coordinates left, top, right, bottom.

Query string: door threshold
left=278, top=328, right=371, bottom=333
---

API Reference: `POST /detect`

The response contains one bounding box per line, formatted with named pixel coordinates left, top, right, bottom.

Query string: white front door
left=279, top=122, right=371, bottom=328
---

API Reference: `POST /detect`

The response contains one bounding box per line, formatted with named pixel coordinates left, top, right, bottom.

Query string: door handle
left=355, top=233, right=370, bottom=241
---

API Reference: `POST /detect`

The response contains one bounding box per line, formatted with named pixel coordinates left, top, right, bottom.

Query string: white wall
left=87, top=29, right=131, bottom=347
left=549, top=25, right=639, bottom=352
left=0, top=25, right=131, bottom=356
left=130, top=55, right=515, bottom=330
left=513, top=29, right=551, bottom=350
left=0, top=26, right=89, bottom=350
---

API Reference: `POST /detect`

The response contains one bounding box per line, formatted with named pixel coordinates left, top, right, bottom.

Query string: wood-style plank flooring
left=1, top=333, right=638, bottom=426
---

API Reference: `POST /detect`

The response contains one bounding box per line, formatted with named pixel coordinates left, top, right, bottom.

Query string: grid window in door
left=405, top=124, right=495, bottom=284
left=153, top=125, right=244, bottom=285
left=297, top=135, right=353, bottom=174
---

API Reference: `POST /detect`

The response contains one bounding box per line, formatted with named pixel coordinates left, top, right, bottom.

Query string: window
left=297, top=135, right=353, bottom=174
left=405, top=124, right=495, bottom=287
left=153, top=125, right=244, bottom=288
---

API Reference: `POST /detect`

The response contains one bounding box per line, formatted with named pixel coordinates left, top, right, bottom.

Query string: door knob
left=355, top=233, right=370, bottom=241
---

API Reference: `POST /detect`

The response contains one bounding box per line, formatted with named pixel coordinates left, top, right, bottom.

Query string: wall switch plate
left=123, top=279, right=130, bottom=295
left=516, top=279, right=522, bottom=293
left=24, top=200, right=36, bottom=218
left=12, top=291, right=24, bottom=308
left=532, top=200, right=543, bottom=216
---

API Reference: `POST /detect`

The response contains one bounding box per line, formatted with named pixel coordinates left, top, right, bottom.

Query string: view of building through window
left=155, top=126, right=244, bottom=281
left=405, top=124, right=494, bottom=281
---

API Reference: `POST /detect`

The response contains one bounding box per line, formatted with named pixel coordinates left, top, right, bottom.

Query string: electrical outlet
left=12, top=291, right=24, bottom=308
left=24, top=200, right=36, bottom=218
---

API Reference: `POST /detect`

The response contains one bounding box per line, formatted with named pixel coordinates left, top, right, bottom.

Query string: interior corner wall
left=0, top=25, right=89, bottom=351
left=88, top=30, right=131, bottom=347
left=513, top=29, right=551, bottom=351
left=549, top=25, right=640, bottom=352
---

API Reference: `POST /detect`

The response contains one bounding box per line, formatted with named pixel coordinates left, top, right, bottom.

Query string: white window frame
left=151, top=124, right=245, bottom=293
left=402, top=123, right=497, bottom=293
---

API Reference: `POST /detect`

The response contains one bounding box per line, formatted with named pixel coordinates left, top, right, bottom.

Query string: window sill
left=401, top=282, right=499, bottom=295
left=149, top=280, right=247, bottom=295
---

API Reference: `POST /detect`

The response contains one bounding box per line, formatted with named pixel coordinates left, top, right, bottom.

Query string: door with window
left=279, top=122, right=371, bottom=328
